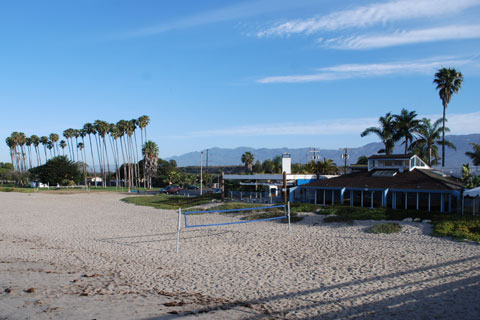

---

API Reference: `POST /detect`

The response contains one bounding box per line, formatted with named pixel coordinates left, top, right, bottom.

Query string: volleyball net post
left=176, top=208, right=182, bottom=253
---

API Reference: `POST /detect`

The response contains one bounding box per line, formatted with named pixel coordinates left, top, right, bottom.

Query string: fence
left=227, top=191, right=283, bottom=204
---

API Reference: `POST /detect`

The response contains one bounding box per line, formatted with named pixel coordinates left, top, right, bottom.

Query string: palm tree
left=40, top=136, right=49, bottom=164
left=83, top=123, right=98, bottom=188
left=241, top=152, right=255, bottom=172
left=142, top=140, right=159, bottom=189
left=5, top=137, right=16, bottom=170
left=77, top=142, right=87, bottom=186
left=30, top=135, right=40, bottom=167
left=434, top=68, right=463, bottom=167
left=60, top=140, right=67, bottom=156
left=311, top=158, right=339, bottom=176
left=49, top=133, right=59, bottom=156
left=138, top=115, right=150, bottom=187
left=409, top=118, right=455, bottom=166
left=394, top=108, right=421, bottom=154
left=361, top=112, right=398, bottom=154
left=16, top=132, right=27, bottom=171
left=116, top=120, right=130, bottom=191
left=25, top=137, right=33, bottom=169
left=63, top=129, right=74, bottom=160
left=466, top=143, right=480, bottom=166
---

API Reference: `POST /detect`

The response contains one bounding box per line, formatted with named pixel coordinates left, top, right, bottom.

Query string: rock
left=422, top=219, right=432, bottom=223
left=414, top=218, right=421, bottom=222
left=25, top=288, right=35, bottom=293
left=4, top=288, right=12, bottom=293
left=402, top=218, right=413, bottom=222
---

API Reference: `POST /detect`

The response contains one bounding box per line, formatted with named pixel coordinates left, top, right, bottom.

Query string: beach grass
left=365, top=222, right=402, bottom=234
left=317, top=205, right=480, bottom=242
left=122, top=194, right=219, bottom=210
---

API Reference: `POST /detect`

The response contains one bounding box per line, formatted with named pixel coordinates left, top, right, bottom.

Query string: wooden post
left=221, top=172, right=225, bottom=202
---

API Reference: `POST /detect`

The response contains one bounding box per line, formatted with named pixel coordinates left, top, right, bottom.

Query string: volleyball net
left=176, top=203, right=291, bottom=252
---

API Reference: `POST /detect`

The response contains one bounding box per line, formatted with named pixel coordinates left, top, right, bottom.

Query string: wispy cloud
left=324, top=24, right=480, bottom=49
left=257, top=57, right=475, bottom=83
left=258, top=0, right=480, bottom=37
left=118, top=0, right=311, bottom=39
left=170, top=112, right=480, bottom=139
left=171, top=118, right=376, bottom=139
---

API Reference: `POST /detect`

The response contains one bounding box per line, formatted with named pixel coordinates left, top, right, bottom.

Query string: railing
left=227, top=191, right=283, bottom=204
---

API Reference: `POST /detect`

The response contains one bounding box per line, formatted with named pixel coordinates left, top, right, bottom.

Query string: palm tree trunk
left=119, top=136, right=128, bottom=191
left=442, top=105, right=446, bottom=167
left=87, top=134, right=97, bottom=188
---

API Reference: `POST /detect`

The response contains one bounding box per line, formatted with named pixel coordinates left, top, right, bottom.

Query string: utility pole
left=200, top=151, right=203, bottom=196
left=341, top=148, right=349, bottom=175
left=206, top=149, right=209, bottom=188
left=309, top=147, right=320, bottom=163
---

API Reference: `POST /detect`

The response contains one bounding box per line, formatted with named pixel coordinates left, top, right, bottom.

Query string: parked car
left=185, top=185, right=199, bottom=190
left=161, top=185, right=183, bottom=194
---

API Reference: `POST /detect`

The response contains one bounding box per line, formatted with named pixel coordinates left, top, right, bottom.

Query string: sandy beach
left=0, top=192, right=479, bottom=319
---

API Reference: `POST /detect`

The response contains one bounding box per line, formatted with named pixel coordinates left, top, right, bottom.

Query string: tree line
left=361, top=67, right=465, bottom=167
left=5, top=115, right=160, bottom=190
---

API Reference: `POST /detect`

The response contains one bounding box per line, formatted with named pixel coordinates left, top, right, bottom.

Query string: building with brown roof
left=291, top=154, right=465, bottom=213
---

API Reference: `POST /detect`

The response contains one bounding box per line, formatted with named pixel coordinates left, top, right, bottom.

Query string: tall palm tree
left=40, top=136, right=49, bottom=164
left=49, top=133, right=59, bottom=156
left=83, top=123, right=98, bottom=187
left=5, top=137, right=16, bottom=170
left=30, top=135, right=40, bottom=167
left=116, top=120, right=130, bottom=191
left=16, top=132, right=27, bottom=171
left=434, top=68, right=463, bottom=167
left=25, top=137, right=33, bottom=169
left=466, top=143, right=480, bottom=166
left=60, top=140, right=67, bottom=156
left=241, top=152, right=255, bottom=172
left=63, top=129, right=74, bottom=161
left=142, top=140, right=159, bottom=189
left=137, top=115, right=150, bottom=187
left=77, top=142, right=87, bottom=186
left=361, top=112, right=398, bottom=155
left=409, top=118, right=455, bottom=166
left=393, top=108, right=421, bottom=154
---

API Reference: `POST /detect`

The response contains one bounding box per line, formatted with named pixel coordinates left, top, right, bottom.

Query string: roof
left=368, top=154, right=414, bottom=160
left=464, top=187, right=480, bottom=198
left=302, top=168, right=465, bottom=191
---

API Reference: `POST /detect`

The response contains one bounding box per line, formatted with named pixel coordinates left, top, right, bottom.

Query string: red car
left=161, top=185, right=183, bottom=194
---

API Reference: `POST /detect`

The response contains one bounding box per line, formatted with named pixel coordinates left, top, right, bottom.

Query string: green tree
left=361, top=112, right=398, bottom=155
left=409, top=118, right=455, bottom=166
left=356, top=156, right=368, bottom=165
left=252, top=160, right=262, bottom=173
left=29, top=156, right=83, bottom=186
left=434, top=68, right=463, bottom=167
left=393, top=108, right=421, bottom=154
left=241, top=152, right=254, bottom=172
left=262, top=159, right=275, bottom=173
left=465, top=143, right=480, bottom=166
left=272, top=156, right=282, bottom=173
left=142, top=140, right=159, bottom=189
left=311, top=158, right=339, bottom=176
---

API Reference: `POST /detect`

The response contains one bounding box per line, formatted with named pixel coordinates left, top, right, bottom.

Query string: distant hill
left=167, top=134, right=480, bottom=169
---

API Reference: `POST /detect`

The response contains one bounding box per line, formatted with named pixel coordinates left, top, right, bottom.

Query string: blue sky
left=1, top=0, right=480, bottom=163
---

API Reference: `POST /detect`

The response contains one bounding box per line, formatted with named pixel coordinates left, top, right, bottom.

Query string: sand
left=0, top=192, right=479, bottom=319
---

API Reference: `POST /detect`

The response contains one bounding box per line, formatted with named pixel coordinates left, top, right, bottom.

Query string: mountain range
left=167, top=134, right=480, bottom=170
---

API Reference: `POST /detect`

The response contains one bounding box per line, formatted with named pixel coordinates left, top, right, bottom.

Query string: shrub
left=365, top=223, right=402, bottom=234
left=433, top=220, right=480, bottom=242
